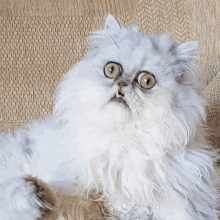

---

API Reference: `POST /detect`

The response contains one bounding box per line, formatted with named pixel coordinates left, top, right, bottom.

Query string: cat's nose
left=117, top=90, right=125, bottom=97
left=118, top=81, right=127, bottom=88
left=117, top=81, right=127, bottom=98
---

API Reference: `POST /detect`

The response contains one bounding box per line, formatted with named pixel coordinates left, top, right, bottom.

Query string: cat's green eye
left=138, top=71, right=156, bottom=89
left=104, top=62, right=122, bottom=78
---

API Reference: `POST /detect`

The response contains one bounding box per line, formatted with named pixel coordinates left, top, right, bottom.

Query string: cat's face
left=71, top=14, right=202, bottom=124
left=55, top=14, right=204, bottom=134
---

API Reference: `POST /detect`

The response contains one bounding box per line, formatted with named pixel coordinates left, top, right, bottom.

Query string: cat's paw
left=0, top=176, right=57, bottom=220
left=23, top=176, right=57, bottom=219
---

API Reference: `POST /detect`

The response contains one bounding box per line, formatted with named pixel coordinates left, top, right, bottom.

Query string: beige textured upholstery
left=0, top=0, right=219, bottom=147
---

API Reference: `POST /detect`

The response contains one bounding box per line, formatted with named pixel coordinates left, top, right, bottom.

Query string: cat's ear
left=159, top=33, right=173, bottom=51
left=89, top=14, right=120, bottom=49
left=172, top=41, right=199, bottom=82
left=176, top=41, right=198, bottom=67
left=104, top=14, right=120, bottom=30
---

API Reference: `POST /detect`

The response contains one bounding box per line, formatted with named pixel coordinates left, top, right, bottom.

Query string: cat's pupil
left=144, top=78, right=150, bottom=84
left=109, top=66, right=114, bottom=73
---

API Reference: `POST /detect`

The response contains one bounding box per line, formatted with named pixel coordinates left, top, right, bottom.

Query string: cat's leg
left=0, top=175, right=113, bottom=220
left=0, top=176, right=58, bottom=220
left=0, top=128, right=58, bottom=220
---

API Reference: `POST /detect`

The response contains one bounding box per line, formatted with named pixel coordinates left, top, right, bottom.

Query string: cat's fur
left=0, top=14, right=219, bottom=220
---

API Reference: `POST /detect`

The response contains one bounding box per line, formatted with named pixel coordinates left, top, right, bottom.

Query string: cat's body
left=0, top=14, right=219, bottom=220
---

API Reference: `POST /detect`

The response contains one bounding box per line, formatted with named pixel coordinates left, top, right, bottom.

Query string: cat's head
left=55, top=14, right=205, bottom=140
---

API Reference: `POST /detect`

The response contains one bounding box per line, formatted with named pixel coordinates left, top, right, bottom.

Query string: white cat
left=0, top=14, right=219, bottom=220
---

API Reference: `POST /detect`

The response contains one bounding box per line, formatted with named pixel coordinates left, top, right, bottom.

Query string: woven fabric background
left=0, top=0, right=220, bottom=147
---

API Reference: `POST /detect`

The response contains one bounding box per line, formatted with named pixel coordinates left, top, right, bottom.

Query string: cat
left=0, top=14, right=219, bottom=220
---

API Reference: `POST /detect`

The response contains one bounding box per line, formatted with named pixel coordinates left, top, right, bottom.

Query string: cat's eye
left=103, top=62, right=122, bottom=79
left=138, top=71, right=156, bottom=89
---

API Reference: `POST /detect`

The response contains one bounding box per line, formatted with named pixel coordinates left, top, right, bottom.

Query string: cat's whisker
left=111, top=36, right=121, bottom=50
left=132, top=93, right=145, bottom=111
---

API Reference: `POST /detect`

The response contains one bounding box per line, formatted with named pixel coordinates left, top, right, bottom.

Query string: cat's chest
left=77, top=122, right=140, bottom=149
left=69, top=121, right=160, bottom=164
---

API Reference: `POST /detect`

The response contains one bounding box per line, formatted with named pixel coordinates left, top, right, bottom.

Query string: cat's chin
left=103, top=101, right=131, bottom=124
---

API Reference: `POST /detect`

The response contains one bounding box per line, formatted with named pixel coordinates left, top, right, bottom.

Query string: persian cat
left=0, top=14, right=219, bottom=220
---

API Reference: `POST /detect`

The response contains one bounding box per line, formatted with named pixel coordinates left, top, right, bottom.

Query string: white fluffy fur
left=0, top=14, right=219, bottom=219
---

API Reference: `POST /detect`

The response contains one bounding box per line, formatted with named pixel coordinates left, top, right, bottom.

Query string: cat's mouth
left=111, top=95, right=130, bottom=108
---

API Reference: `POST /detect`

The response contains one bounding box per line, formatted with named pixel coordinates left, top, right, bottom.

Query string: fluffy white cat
left=0, top=14, right=219, bottom=220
